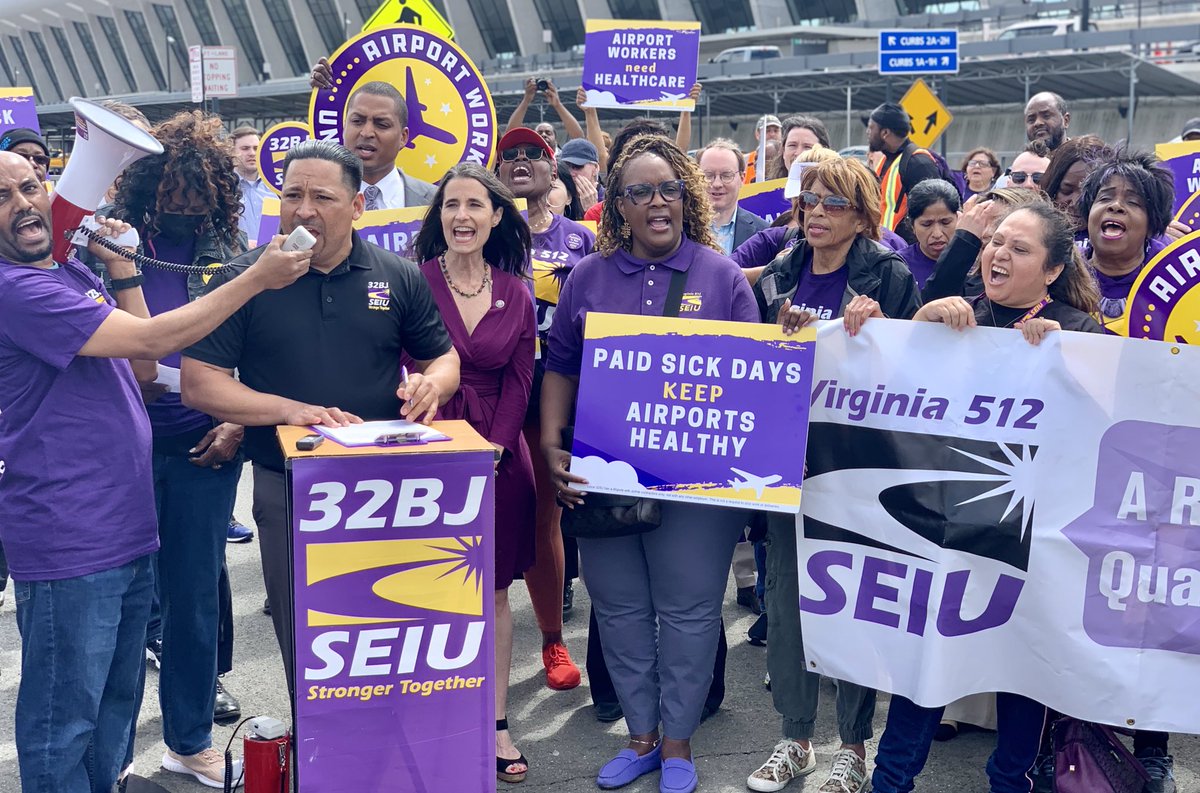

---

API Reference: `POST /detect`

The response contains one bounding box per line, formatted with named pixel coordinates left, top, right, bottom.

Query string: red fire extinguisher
left=241, top=717, right=290, bottom=793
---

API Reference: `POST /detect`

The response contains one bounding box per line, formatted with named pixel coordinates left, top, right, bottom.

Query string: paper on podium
left=312, top=419, right=450, bottom=447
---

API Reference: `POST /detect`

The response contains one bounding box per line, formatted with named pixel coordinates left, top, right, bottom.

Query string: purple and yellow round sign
left=307, top=25, right=497, bottom=183
left=257, top=121, right=313, bottom=196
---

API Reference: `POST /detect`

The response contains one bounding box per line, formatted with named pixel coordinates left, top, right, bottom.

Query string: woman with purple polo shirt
left=748, top=157, right=919, bottom=793
left=541, top=134, right=757, bottom=793
left=898, top=179, right=960, bottom=291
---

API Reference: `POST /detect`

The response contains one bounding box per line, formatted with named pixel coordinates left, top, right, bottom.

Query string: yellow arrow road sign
left=363, top=0, right=454, bottom=39
left=900, top=78, right=952, bottom=149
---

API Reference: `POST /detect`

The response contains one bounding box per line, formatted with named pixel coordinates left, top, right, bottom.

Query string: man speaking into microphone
left=0, top=150, right=313, bottom=793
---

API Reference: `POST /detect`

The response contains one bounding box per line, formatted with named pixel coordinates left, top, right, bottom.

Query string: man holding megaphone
left=0, top=149, right=313, bottom=793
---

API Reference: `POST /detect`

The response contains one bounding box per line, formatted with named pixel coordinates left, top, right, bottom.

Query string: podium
left=280, top=422, right=497, bottom=793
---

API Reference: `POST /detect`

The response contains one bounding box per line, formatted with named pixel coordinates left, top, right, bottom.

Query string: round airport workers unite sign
left=308, top=25, right=498, bottom=183
left=258, top=121, right=314, bottom=196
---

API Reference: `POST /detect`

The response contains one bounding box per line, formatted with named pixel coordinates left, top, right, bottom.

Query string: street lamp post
left=166, top=34, right=176, bottom=91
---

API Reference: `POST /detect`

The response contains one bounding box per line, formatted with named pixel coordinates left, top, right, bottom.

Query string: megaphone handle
left=74, top=225, right=233, bottom=276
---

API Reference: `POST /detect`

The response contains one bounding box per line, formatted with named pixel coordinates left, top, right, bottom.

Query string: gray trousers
left=766, top=512, right=876, bottom=743
left=578, top=502, right=745, bottom=739
left=251, top=465, right=295, bottom=693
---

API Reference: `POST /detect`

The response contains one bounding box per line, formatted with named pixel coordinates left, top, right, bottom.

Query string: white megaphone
left=51, top=97, right=163, bottom=263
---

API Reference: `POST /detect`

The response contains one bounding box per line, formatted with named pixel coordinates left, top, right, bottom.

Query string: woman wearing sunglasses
left=541, top=134, right=757, bottom=793
left=745, top=157, right=920, bottom=793
left=493, top=127, right=589, bottom=695
left=410, top=162, right=537, bottom=785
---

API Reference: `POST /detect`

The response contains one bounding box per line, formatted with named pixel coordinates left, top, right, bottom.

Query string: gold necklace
left=528, top=211, right=553, bottom=234
left=439, top=254, right=491, bottom=299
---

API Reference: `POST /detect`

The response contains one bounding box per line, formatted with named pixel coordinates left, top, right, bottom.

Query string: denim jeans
left=14, top=555, right=154, bottom=793
left=873, top=693, right=1046, bottom=793
left=151, top=448, right=241, bottom=755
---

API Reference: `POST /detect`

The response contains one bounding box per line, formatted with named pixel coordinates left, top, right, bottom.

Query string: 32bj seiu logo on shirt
left=367, top=281, right=390, bottom=311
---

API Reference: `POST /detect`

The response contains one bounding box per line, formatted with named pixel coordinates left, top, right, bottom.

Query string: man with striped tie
left=342, top=82, right=437, bottom=211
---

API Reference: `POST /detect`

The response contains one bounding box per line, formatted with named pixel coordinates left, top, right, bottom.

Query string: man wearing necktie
left=341, top=82, right=437, bottom=210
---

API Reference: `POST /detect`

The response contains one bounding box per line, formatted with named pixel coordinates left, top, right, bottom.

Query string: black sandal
left=496, top=718, right=528, bottom=784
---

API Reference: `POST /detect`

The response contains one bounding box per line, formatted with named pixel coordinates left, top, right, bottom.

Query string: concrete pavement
left=1, top=467, right=1196, bottom=792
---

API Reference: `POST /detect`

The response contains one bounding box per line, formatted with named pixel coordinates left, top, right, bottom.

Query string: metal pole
left=704, top=89, right=710, bottom=146
left=1128, top=62, right=1138, bottom=145
left=845, top=85, right=852, bottom=149
left=165, top=34, right=170, bottom=91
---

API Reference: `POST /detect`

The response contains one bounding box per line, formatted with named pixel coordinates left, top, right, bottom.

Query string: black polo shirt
left=184, top=232, right=452, bottom=471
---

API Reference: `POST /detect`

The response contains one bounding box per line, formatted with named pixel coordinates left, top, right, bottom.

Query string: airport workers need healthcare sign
left=290, top=451, right=496, bottom=791
left=581, top=20, right=701, bottom=112
left=570, top=313, right=814, bottom=513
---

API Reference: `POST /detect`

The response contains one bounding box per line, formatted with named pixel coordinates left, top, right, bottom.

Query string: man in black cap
left=1183, top=118, right=1200, bottom=143
left=0, top=128, right=50, bottom=182
left=865, top=103, right=941, bottom=240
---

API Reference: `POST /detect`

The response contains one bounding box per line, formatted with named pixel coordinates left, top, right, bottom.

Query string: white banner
left=798, top=318, right=1200, bottom=733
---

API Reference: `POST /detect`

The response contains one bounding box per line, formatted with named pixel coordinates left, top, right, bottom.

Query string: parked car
left=709, top=46, right=782, bottom=64
left=838, top=145, right=869, bottom=164
left=993, top=18, right=1098, bottom=41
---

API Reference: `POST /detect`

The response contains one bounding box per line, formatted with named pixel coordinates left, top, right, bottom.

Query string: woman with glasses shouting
left=746, top=157, right=919, bottom=793
left=540, top=134, right=757, bottom=793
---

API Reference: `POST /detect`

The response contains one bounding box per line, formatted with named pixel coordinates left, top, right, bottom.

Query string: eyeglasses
left=702, top=170, right=740, bottom=185
left=797, top=191, right=855, bottom=213
left=966, top=159, right=992, bottom=169
left=1009, top=170, right=1043, bottom=185
left=621, top=180, right=686, bottom=206
left=500, top=145, right=546, bottom=162
left=15, top=152, right=50, bottom=168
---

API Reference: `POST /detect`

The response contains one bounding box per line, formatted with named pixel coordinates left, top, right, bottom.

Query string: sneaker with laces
left=227, top=518, right=254, bottom=543
left=162, top=748, right=244, bottom=789
left=542, top=642, right=581, bottom=690
left=817, top=748, right=868, bottom=793
left=747, top=739, right=816, bottom=792
left=1136, top=748, right=1176, bottom=793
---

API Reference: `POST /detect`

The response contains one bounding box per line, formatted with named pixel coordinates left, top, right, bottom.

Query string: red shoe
left=542, top=642, right=581, bottom=690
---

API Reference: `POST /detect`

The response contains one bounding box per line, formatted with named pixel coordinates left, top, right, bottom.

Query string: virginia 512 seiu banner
left=798, top=318, right=1200, bottom=732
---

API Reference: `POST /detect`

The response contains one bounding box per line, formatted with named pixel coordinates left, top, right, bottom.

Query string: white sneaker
left=162, top=748, right=244, bottom=789
left=817, top=748, right=869, bottom=793
left=747, top=739, right=817, bottom=792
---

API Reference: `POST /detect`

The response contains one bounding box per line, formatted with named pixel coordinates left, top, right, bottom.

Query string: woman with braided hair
left=109, top=110, right=251, bottom=787
left=541, top=134, right=757, bottom=793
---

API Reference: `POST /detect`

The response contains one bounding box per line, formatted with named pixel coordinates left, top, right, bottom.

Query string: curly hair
left=1077, top=148, right=1174, bottom=241
left=597, top=134, right=717, bottom=257
left=112, top=110, right=241, bottom=249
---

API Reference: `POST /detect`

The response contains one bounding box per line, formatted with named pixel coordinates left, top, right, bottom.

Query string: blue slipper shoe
left=597, top=743, right=661, bottom=789
left=659, top=757, right=698, bottom=793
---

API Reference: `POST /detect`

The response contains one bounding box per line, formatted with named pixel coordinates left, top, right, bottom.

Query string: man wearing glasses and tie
left=696, top=139, right=767, bottom=256
left=0, top=128, right=51, bottom=183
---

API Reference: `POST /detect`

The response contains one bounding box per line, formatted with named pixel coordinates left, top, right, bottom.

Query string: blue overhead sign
left=878, top=29, right=959, bottom=74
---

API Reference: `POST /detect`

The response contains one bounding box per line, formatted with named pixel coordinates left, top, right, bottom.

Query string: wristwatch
left=110, top=274, right=145, bottom=291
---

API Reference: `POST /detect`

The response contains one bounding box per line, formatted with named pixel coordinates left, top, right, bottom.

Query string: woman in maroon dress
left=411, top=162, right=536, bottom=784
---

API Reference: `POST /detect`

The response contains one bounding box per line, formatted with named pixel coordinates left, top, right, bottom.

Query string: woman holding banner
left=541, top=134, right=757, bottom=793
left=411, top=162, right=536, bottom=785
left=747, top=156, right=919, bottom=793
left=851, top=200, right=1103, bottom=793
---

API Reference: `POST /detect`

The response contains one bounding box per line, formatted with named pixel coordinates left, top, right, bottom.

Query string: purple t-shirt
left=531, top=215, right=596, bottom=356
left=142, top=235, right=213, bottom=437
left=547, top=237, right=758, bottom=376
left=899, top=242, right=938, bottom=291
left=0, top=257, right=158, bottom=581
left=732, top=226, right=794, bottom=269
left=790, top=251, right=850, bottom=320
left=880, top=227, right=907, bottom=252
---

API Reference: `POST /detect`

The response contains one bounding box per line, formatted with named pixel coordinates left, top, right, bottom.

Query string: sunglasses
left=621, top=180, right=686, bottom=206
left=797, top=191, right=855, bottom=213
left=1009, top=170, right=1043, bottom=185
left=16, top=151, right=50, bottom=168
left=500, top=145, right=546, bottom=162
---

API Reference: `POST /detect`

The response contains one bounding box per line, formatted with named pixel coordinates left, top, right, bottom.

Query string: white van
left=993, top=18, right=1099, bottom=41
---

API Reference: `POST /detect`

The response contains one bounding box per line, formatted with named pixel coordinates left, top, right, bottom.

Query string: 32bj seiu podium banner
left=797, top=319, right=1200, bottom=733
left=285, top=424, right=496, bottom=791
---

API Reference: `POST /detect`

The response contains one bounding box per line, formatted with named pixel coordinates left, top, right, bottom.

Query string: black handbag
left=558, top=268, right=688, bottom=539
